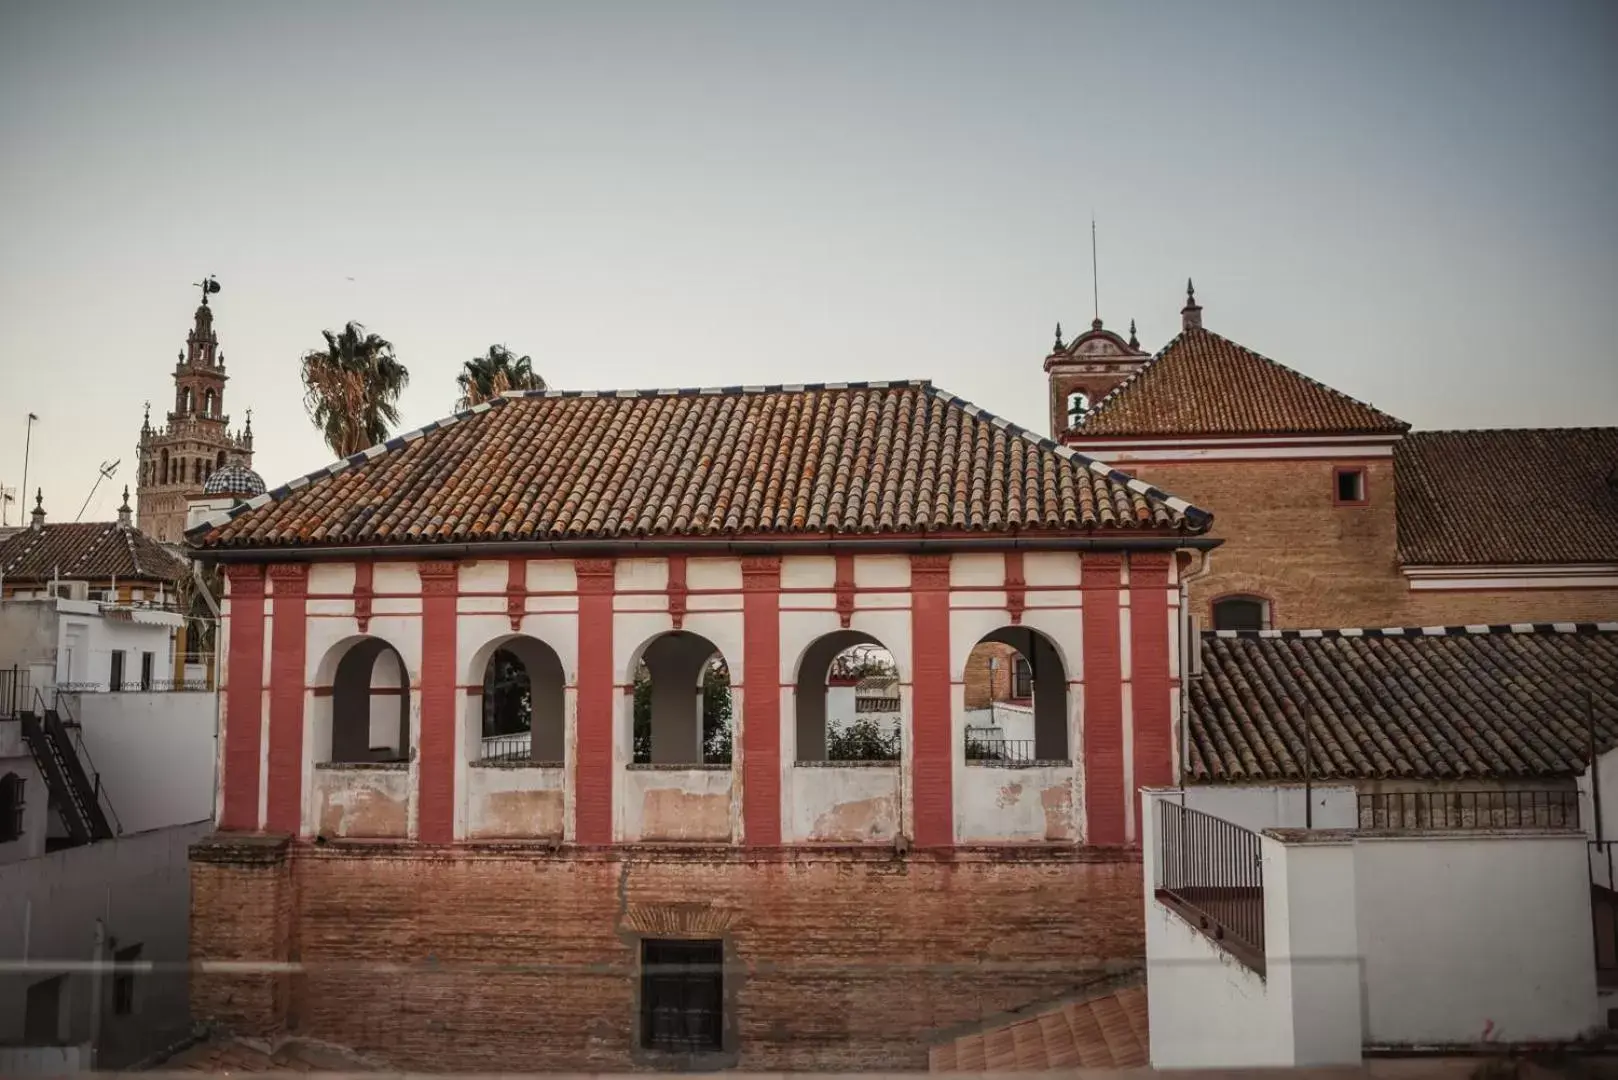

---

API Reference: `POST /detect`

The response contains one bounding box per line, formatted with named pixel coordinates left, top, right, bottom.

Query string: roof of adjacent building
left=202, top=461, right=267, bottom=498
left=1395, top=428, right=1618, bottom=566
left=189, top=382, right=1212, bottom=550
left=930, top=979, right=1148, bottom=1071
left=1076, top=327, right=1409, bottom=437
left=0, top=521, right=187, bottom=585
left=1187, top=624, right=1618, bottom=782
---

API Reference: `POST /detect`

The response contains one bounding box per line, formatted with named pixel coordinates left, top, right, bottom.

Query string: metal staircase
left=19, top=692, right=117, bottom=845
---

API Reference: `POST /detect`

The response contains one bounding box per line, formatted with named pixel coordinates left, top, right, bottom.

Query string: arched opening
left=1212, top=595, right=1270, bottom=632
left=472, top=635, right=566, bottom=763
left=631, top=631, right=730, bottom=765
left=794, top=631, right=900, bottom=762
left=216, top=450, right=227, bottom=471
left=1066, top=390, right=1091, bottom=429
left=0, top=772, right=24, bottom=842
left=321, top=637, right=411, bottom=763
left=962, top=628, right=1069, bottom=765
left=180, top=387, right=193, bottom=414
left=203, top=389, right=216, bottom=417
left=159, top=450, right=169, bottom=485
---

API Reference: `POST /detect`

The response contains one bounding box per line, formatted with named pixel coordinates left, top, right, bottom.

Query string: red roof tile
left=930, top=981, right=1148, bottom=1071
left=192, top=382, right=1211, bottom=550
left=1189, top=624, right=1618, bottom=782
left=0, top=521, right=187, bottom=584
left=1077, top=327, right=1408, bottom=437
left=1396, top=428, right=1618, bottom=566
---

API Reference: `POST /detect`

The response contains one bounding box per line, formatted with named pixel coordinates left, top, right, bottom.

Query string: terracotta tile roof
left=1077, top=327, right=1408, bottom=437
left=930, top=980, right=1148, bottom=1071
left=1395, top=428, right=1618, bottom=566
left=1188, top=624, right=1618, bottom=782
left=190, top=382, right=1211, bottom=550
left=0, top=521, right=187, bottom=584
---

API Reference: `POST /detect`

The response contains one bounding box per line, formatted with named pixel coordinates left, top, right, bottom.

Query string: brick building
left=1057, top=283, right=1618, bottom=629
left=185, top=381, right=1218, bottom=1069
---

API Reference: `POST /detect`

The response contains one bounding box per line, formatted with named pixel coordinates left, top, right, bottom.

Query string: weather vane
left=194, top=275, right=222, bottom=305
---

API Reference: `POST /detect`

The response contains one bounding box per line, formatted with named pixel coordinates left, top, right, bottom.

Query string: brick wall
left=191, top=840, right=1144, bottom=1071
left=963, top=642, right=1019, bottom=708
left=190, top=834, right=293, bottom=1034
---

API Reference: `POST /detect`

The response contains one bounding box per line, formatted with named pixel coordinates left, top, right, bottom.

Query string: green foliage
left=300, top=322, right=410, bottom=457
left=633, top=658, right=732, bottom=764
left=481, top=647, right=531, bottom=737
left=456, top=345, right=545, bottom=409
left=826, top=718, right=900, bottom=762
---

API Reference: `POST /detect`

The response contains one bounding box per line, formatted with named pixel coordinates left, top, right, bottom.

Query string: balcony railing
left=0, top=667, right=28, bottom=718
left=964, top=727, right=1035, bottom=767
left=1357, top=789, right=1579, bottom=831
left=1156, top=801, right=1266, bottom=974
left=480, top=732, right=533, bottom=763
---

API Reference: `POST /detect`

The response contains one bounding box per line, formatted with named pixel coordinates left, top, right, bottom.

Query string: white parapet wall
left=1180, top=782, right=1358, bottom=832
left=67, top=690, right=216, bottom=834
left=1355, top=830, right=1599, bottom=1046
left=619, top=766, right=734, bottom=842
left=786, top=763, right=899, bottom=843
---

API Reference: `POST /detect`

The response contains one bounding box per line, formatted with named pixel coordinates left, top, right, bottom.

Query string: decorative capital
left=910, top=553, right=950, bottom=589
left=224, top=563, right=266, bottom=595
left=418, top=560, right=459, bottom=595
left=267, top=563, right=309, bottom=596
left=740, top=555, right=781, bottom=578
left=575, top=557, right=615, bottom=595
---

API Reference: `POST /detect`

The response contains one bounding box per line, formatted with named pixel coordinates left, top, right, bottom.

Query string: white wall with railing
left=60, top=691, right=214, bottom=835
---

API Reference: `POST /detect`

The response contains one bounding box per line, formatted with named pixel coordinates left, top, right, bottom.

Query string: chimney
left=29, top=489, right=44, bottom=531
left=1181, top=277, right=1203, bottom=331
left=117, top=486, right=133, bottom=528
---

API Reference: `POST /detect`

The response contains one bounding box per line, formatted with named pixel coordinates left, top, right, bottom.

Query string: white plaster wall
left=311, top=765, right=410, bottom=839
left=1182, top=783, right=1359, bottom=832
left=0, top=732, right=48, bottom=865
left=466, top=765, right=565, bottom=839
left=1355, top=831, right=1600, bottom=1045
left=367, top=648, right=404, bottom=753
left=619, top=767, right=734, bottom=842
left=787, top=765, right=899, bottom=843
left=0, top=822, right=207, bottom=1068
left=69, top=691, right=215, bottom=834
left=963, top=703, right=1035, bottom=743
left=1269, top=836, right=1364, bottom=1066
left=956, top=763, right=1076, bottom=842
left=1578, top=747, right=1618, bottom=887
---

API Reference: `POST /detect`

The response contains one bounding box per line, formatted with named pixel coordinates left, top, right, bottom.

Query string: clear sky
left=1, top=0, right=1614, bottom=526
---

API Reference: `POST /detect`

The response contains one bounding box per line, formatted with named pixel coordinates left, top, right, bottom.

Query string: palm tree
left=301, top=322, right=410, bottom=457
left=456, top=345, right=545, bottom=409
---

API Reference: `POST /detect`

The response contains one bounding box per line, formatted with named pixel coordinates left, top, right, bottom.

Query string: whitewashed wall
left=1181, top=783, right=1358, bottom=833
left=0, top=724, right=47, bottom=865
left=68, top=691, right=215, bottom=834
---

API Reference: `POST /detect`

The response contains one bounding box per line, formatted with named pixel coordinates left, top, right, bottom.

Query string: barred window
left=0, top=772, right=24, bottom=843
left=640, top=939, right=724, bottom=1053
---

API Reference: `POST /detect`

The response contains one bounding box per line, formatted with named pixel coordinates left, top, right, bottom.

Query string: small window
left=640, top=939, right=724, bottom=1054
left=1212, top=596, right=1269, bottom=632
left=24, top=975, right=63, bottom=1044
left=1066, top=390, right=1091, bottom=429
left=110, top=651, right=126, bottom=691
left=0, top=772, right=25, bottom=842
left=1334, top=467, right=1367, bottom=505
left=140, top=652, right=154, bottom=691
left=1012, top=655, right=1033, bottom=700
left=113, top=944, right=142, bottom=1015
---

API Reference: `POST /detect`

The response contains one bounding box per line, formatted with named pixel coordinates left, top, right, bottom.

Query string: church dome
left=203, top=462, right=266, bottom=499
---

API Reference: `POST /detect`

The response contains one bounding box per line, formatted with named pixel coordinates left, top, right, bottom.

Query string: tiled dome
left=203, top=462, right=266, bottom=498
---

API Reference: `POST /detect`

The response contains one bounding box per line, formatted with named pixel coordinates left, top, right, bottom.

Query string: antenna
left=75, top=459, right=120, bottom=523
left=1091, top=215, right=1099, bottom=322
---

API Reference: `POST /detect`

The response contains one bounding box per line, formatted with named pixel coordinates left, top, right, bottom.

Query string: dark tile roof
left=1077, top=327, right=1409, bottom=437
left=1188, top=624, right=1618, bottom=782
left=1395, top=428, right=1618, bottom=566
left=0, top=521, right=187, bottom=584
left=190, top=382, right=1212, bottom=550
left=930, top=979, right=1148, bottom=1071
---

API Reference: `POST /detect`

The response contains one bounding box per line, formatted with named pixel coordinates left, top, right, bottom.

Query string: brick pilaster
left=222, top=564, right=266, bottom=831
left=575, top=558, right=615, bottom=844
left=1129, top=554, right=1174, bottom=808
left=265, top=564, right=308, bottom=835
left=741, top=556, right=782, bottom=845
left=909, top=554, right=953, bottom=847
left=418, top=561, right=459, bottom=844
left=1082, top=554, right=1126, bottom=845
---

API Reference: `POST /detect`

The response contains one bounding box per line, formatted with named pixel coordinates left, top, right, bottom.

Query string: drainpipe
left=1176, top=548, right=1215, bottom=786
left=88, top=918, right=105, bottom=1069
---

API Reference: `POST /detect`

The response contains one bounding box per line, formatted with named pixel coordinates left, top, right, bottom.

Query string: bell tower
left=1044, top=317, right=1150, bottom=440
left=136, top=279, right=255, bottom=542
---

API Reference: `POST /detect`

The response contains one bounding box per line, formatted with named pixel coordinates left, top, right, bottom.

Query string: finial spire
left=30, top=488, right=45, bottom=530
left=1181, top=277, right=1204, bottom=331
left=1053, top=322, right=1064, bottom=351
left=1128, top=319, right=1139, bottom=349
left=117, top=486, right=132, bottom=527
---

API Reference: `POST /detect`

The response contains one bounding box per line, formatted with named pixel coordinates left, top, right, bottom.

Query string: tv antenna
left=75, top=459, right=120, bottom=523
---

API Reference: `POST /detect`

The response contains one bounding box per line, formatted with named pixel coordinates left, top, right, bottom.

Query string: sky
left=1, top=0, right=1614, bottom=526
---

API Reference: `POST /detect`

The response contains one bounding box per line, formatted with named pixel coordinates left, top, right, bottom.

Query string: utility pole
left=20, top=412, right=38, bottom=519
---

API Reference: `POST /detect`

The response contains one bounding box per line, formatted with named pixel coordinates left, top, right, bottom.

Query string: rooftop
left=1188, top=623, right=1618, bottom=782
left=190, top=382, right=1212, bottom=550
left=1395, top=427, right=1618, bottom=566
left=930, top=978, right=1148, bottom=1071
left=0, top=519, right=187, bottom=585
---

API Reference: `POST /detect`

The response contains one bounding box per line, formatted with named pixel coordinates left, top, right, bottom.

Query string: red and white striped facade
left=216, top=547, right=1189, bottom=848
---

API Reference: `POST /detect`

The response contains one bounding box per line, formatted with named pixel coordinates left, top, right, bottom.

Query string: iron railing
left=964, top=728, right=1036, bottom=767
left=480, top=732, right=534, bottom=763
left=55, top=679, right=213, bottom=695
left=1357, top=789, right=1579, bottom=831
left=0, top=666, right=28, bottom=718
left=44, top=690, right=122, bottom=837
left=1156, top=801, right=1266, bottom=973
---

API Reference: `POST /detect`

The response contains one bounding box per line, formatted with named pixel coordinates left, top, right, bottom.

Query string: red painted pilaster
left=1082, top=554, right=1126, bottom=846
left=741, top=556, right=781, bottom=845
left=221, top=564, right=266, bottom=831
left=1129, top=554, right=1174, bottom=803
left=834, top=554, right=855, bottom=628
left=575, top=558, right=616, bottom=845
left=909, top=554, right=953, bottom=847
left=353, top=561, right=373, bottom=632
left=1004, top=551, right=1027, bottom=625
left=265, top=564, right=308, bottom=835
left=667, top=555, right=688, bottom=630
left=417, top=561, right=459, bottom=844
left=505, top=557, right=526, bottom=631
